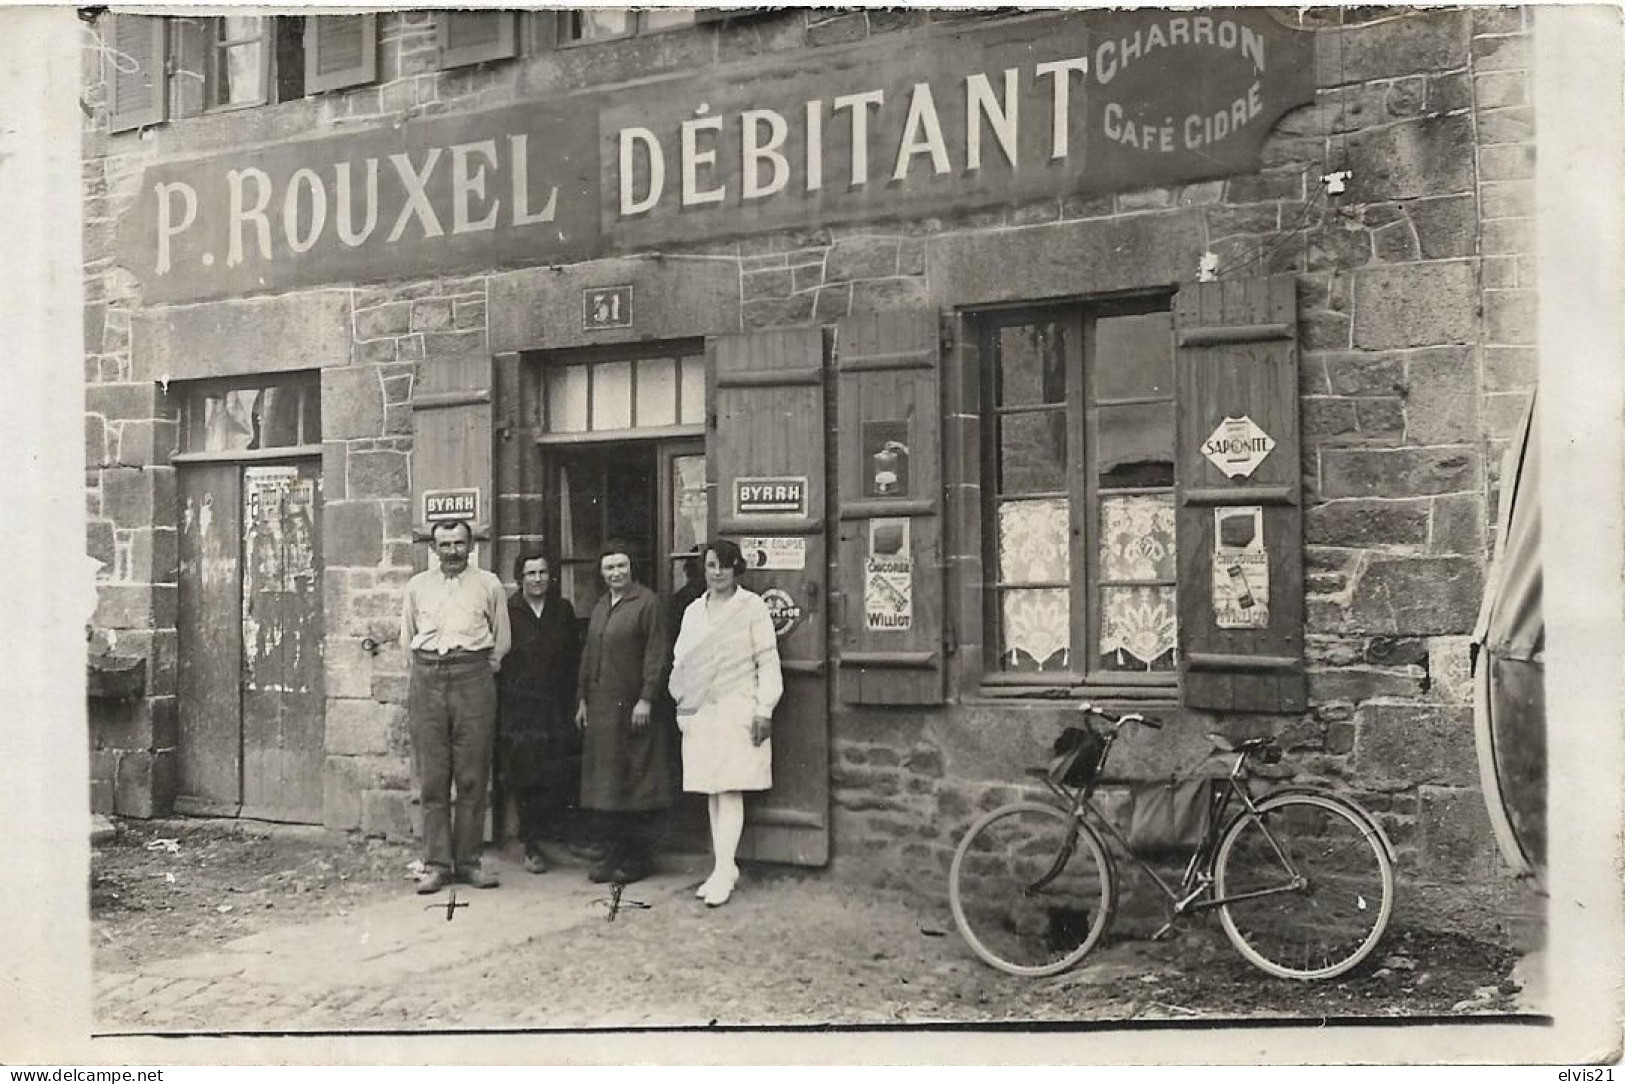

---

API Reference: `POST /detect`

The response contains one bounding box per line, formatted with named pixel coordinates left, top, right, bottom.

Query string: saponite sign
left=1202, top=415, right=1277, bottom=479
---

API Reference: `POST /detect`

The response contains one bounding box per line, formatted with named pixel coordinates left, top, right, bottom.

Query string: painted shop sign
left=118, top=10, right=1313, bottom=303
left=423, top=487, right=480, bottom=524
left=734, top=476, right=807, bottom=517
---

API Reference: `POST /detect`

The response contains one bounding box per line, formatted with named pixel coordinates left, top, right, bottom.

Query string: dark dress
left=496, top=592, right=580, bottom=799
left=577, top=582, right=675, bottom=812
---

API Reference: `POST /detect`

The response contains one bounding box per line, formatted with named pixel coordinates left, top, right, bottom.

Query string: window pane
left=999, top=588, right=1071, bottom=672
left=302, top=385, right=323, bottom=443
left=642, top=8, right=696, bottom=31
left=1096, top=400, right=1174, bottom=489
left=559, top=458, right=600, bottom=561
left=1099, top=495, right=1176, bottom=582
left=255, top=386, right=301, bottom=449
left=999, top=409, right=1066, bottom=494
left=216, top=41, right=265, bottom=107
left=995, top=320, right=1066, bottom=407
left=679, top=355, right=706, bottom=425
left=671, top=454, right=708, bottom=556
left=1094, top=311, right=1172, bottom=402
left=567, top=9, right=631, bottom=39
left=201, top=391, right=255, bottom=453
left=546, top=365, right=589, bottom=433
left=998, top=498, right=1069, bottom=584
left=592, top=361, right=633, bottom=430
left=635, top=357, right=678, bottom=428
left=1098, top=585, right=1177, bottom=672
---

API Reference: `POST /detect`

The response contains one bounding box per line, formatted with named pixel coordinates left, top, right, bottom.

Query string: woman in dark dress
left=497, top=548, right=579, bottom=873
left=574, top=541, right=673, bottom=884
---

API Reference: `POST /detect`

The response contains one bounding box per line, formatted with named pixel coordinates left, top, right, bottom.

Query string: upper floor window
left=558, top=8, right=697, bottom=44
left=979, top=300, right=1178, bottom=684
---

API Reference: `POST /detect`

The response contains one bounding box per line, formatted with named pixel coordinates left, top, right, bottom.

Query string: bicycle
left=948, top=702, right=1396, bottom=981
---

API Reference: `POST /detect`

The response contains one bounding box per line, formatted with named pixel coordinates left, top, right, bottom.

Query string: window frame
left=173, top=372, right=324, bottom=461
left=973, top=292, right=1178, bottom=694
left=203, top=14, right=276, bottom=113
left=553, top=8, right=699, bottom=48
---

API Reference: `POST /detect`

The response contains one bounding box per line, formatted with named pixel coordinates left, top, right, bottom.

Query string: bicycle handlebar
left=1077, top=701, right=1163, bottom=730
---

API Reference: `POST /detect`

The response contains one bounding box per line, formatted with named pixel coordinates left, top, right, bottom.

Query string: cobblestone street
left=93, top=824, right=1540, bottom=1036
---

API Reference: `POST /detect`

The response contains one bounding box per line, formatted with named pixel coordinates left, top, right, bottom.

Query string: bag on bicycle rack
left=1047, top=725, right=1106, bottom=787
left=1125, top=778, right=1215, bottom=857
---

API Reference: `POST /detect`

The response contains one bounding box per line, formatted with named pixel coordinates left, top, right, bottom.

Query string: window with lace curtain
left=980, top=299, right=1178, bottom=686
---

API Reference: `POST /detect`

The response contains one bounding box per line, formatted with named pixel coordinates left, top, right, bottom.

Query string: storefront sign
left=423, top=487, right=480, bottom=524
left=739, top=536, right=806, bottom=571
left=734, top=476, right=807, bottom=517
left=118, top=11, right=1313, bottom=303
left=1202, top=415, right=1276, bottom=479
left=761, top=587, right=804, bottom=639
left=1212, top=506, right=1270, bottom=628
left=864, top=555, right=914, bottom=631
left=583, top=285, right=634, bottom=330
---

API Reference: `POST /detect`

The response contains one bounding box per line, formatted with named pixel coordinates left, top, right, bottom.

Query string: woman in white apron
left=668, top=539, right=783, bottom=906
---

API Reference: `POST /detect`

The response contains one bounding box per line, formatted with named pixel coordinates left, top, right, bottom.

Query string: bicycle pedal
left=1150, top=922, right=1175, bottom=941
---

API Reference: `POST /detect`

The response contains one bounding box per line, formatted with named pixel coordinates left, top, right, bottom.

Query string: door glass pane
left=995, top=320, right=1066, bottom=408
left=1096, top=400, right=1174, bottom=489
left=636, top=357, right=678, bottom=428
left=671, top=454, right=708, bottom=557
left=679, top=355, right=706, bottom=425
left=999, top=409, right=1066, bottom=494
left=1098, top=585, right=1177, bottom=672
left=999, top=588, right=1070, bottom=672
left=1099, top=494, right=1176, bottom=582
left=997, top=498, right=1069, bottom=584
left=592, top=360, right=633, bottom=430
left=546, top=365, right=589, bottom=433
left=1094, top=311, right=1172, bottom=402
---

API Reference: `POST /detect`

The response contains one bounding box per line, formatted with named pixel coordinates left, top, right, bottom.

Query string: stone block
left=1477, top=106, right=1533, bottom=146
left=1409, top=195, right=1477, bottom=259
left=372, top=673, right=411, bottom=705
left=1307, top=667, right=1427, bottom=705
left=355, top=337, right=398, bottom=367
left=849, top=278, right=930, bottom=313
left=87, top=519, right=116, bottom=572
left=101, top=465, right=174, bottom=529
left=1483, top=346, right=1537, bottom=393
left=1332, top=10, right=1469, bottom=82
left=323, top=443, right=348, bottom=502
left=347, top=450, right=409, bottom=500
left=792, top=264, right=824, bottom=294
left=806, top=12, right=868, bottom=46
left=1370, top=219, right=1419, bottom=263
left=1480, top=180, right=1532, bottom=221
left=813, top=284, right=853, bottom=323
left=92, top=694, right=179, bottom=752
left=1484, top=289, right=1536, bottom=346
left=743, top=267, right=794, bottom=300
left=1009, top=200, right=1060, bottom=226
left=1224, top=169, right=1304, bottom=204
left=1352, top=261, right=1478, bottom=350
left=1470, top=30, right=1528, bottom=72
left=322, top=366, right=386, bottom=440
left=324, top=641, right=375, bottom=700
left=410, top=298, right=455, bottom=333
left=133, top=294, right=352, bottom=381
left=354, top=301, right=413, bottom=341
left=322, top=756, right=364, bottom=830
left=116, top=419, right=180, bottom=467
left=1321, top=446, right=1477, bottom=499
left=114, top=748, right=176, bottom=818
left=325, top=697, right=400, bottom=755
left=1355, top=398, right=1405, bottom=439
left=1478, top=144, right=1535, bottom=182
left=1404, top=350, right=1479, bottom=444
left=1347, top=556, right=1484, bottom=635
left=1206, top=204, right=1280, bottom=239
left=1483, top=218, right=1534, bottom=258
left=1474, top=70, right=1528, bottom=110
left=1430, top=494, right=1486, bottom=557
left=362, top=789, right=419, bottom=841
left=1322, top=353, right=1404, bottom=396
left=1354, top=702, right=1476, bottom=787
left=85, top=382, right=161, bottom=424
left=1347, top=114, right=1475, bottom=202
left=128, top=526, right=179, bottom=583
left=324, top=500, right=385, bottom=568
left=1418, top=785, right=1503, bottom=882
left=489, top=257, right=740, bottom=353
left=1428, top=636, right=1475, bottom=705
left=85, top=414, right=107, bottom=468
left=826, top=237, right=900, bottom=281
left=1306, top=498, right=1430, bottom=548
left=95, top=584, right=171, bottom=629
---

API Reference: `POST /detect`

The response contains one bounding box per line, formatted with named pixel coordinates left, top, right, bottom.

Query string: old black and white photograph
left=1, top=0, right=1621, bottom=1068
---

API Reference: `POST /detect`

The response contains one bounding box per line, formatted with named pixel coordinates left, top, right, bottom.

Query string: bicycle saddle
left=1206, top=733, right=1276, bottom=755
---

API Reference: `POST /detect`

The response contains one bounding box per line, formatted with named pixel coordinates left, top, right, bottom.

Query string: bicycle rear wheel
left=948, top=801, right=1114, bottom=977
left=1214, top=792, right=1395, bottom=980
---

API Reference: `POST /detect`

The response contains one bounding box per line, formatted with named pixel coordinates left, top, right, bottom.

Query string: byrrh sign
left=118, top=10, right=1313, bottom=303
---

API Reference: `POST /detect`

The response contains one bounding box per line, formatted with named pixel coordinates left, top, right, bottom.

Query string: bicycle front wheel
left=948, top=801, right=1114, bottom=977
left=1214, top=792, right=1395, bottom=981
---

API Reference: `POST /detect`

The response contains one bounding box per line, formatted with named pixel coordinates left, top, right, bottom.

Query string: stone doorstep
left=91, top=814, right=117, bottom=845
left=140, top=852, right=712, bottom=991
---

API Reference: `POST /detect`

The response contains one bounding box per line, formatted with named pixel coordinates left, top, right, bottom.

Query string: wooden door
left=711, top=327, right=829, bottom=866
left=176, top=463, right=244, bottom=816
left=239, top=461, right=325, bottom=822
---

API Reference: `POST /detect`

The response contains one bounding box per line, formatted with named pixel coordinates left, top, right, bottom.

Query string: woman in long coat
left=574, top=541, right=672, bottom=884
left=497, top=548, right=578, bottom=874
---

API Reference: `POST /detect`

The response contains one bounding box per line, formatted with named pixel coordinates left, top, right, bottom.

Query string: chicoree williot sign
left=118, top=10, right=1314, bottom=304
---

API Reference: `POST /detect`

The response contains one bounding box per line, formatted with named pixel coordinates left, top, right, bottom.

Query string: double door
left=176, top=459, right=324, bottom=822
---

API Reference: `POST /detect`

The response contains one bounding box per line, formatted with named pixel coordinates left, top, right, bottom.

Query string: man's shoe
left=523, top=849, right=549, bottom=874
left=457, top=866, right=500, bottom=889
left=588, top=856, right=619, bottom=883
left=415, top=868, right=449, bottom=895
left=612, top=854, right=651, bottom=885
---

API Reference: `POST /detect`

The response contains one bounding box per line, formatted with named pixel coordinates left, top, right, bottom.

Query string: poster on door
left=243, top=466, right=318, bottom=692
left=1212, top=506, right=1270, bottom=629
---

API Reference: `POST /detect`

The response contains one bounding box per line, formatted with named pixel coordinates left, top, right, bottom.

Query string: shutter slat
left=1173, top=274, right=1305, bottom=714
left=835, top=310, right=946, bottom=706
left=109, top=14, right=167, bottom=133
left=305, top=15, right=377, bottom=94
left=438, top=11, right=519, bottom=68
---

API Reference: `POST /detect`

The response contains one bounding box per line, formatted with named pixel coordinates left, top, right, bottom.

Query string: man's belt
left=413, top=647, right=492, bottom=666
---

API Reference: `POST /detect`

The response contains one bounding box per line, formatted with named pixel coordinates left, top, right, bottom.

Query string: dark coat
left=496, top=592, right=579, bottom=792
left=577, top=582, right=675, bottom=811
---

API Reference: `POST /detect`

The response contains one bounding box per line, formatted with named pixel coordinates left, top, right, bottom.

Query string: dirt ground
left=90, top=818, right=1534, bottom=1027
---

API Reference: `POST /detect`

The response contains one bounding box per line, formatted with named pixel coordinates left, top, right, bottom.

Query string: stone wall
left=82, top=9, right=1540, bottom=937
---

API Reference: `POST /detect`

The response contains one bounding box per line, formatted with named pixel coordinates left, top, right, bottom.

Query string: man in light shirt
left=400, top=519, right=512, bottom=894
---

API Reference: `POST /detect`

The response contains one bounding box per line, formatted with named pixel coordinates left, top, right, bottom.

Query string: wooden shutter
left=834, top=310, right=946, bottom=705
left=108, top=14, right=167, bottom=134
left=438, top=11, right=519, bottom=69
left=711, top=327, right=830, bottom=866
left=1173, top=275, right=1306, bottom=713
left=304, top=15, right=377, bottom=94
left=411, top=349, right=494, bottom=556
